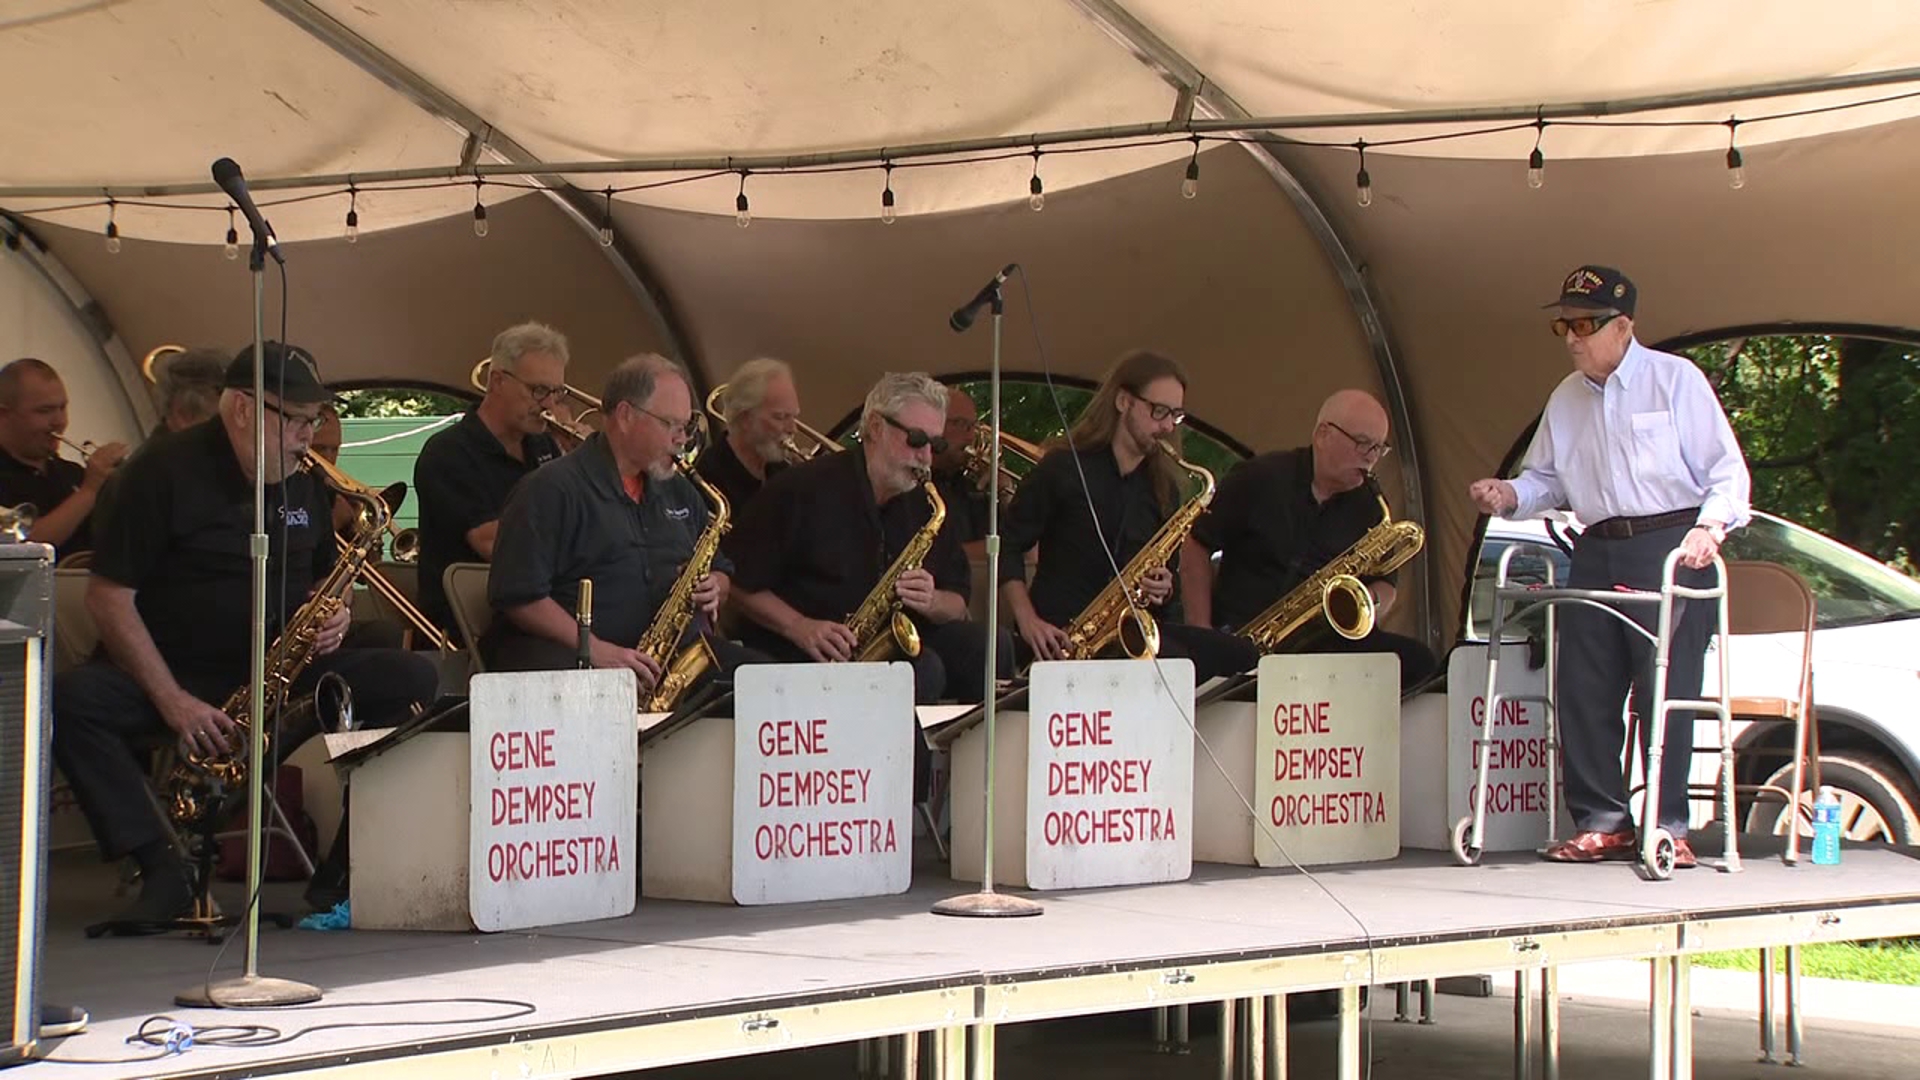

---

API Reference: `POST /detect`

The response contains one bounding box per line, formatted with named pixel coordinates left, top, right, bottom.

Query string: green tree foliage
left=334, top=387, right=468, bottom=419
left=1683, top=335, right=1920, bottom=571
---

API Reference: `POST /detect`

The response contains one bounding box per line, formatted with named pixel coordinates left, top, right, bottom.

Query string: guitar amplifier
left=0, top=543, right=54, bottom=1067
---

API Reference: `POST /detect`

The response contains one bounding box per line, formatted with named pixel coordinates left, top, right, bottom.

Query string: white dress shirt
left=1510, top=338, right=1752, bottom=530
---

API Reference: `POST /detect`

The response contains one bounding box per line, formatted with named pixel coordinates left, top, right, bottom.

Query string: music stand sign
left=1447, top=644, right=1570, bottom=851
left=731, top=662, right=914, bottom=905
left=1024, top=658, right=1194, bottom=890
left=469, top=669, right=637, bottom=932
left=1253, top=653, right=1400, bottom=867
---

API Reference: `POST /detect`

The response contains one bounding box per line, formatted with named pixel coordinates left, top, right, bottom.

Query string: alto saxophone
left=1059, top=440, right=1215, bottom=660
left=845, top=474, right=946, bottom=662
left=637, top=457, right=732, bottom=711
left=166, top=453, right=394, bottom=831
left=1236, top=480, right=1426, bottom=651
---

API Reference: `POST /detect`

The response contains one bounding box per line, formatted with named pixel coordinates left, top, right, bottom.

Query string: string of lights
left=7, top=80, right=1918, bottom=250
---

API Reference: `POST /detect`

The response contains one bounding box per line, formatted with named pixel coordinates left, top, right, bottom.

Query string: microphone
left=210, top=157, right=284, bottom=265
left=948, top=264, right=1018, bottom=333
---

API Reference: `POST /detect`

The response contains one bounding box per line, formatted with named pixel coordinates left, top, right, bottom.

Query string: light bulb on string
left=598, top=188, right=616, bottom=247
left=1354, top=142, right=1372, bottom=208
left=1181, top=138, right=1200, bottom=200
left=1527, top=147, right=1545, bottom=190
left=1725, top=119, right=1746, bottom=190
left=472, top=181, right=489, bottom=238
left=735, top=171, right=752, bottom=228
left=1028, top=151, right=1045, bottom=212
left=880, top=164, right=897, bottom=225
left=345, top=187, right=360, bottom=244
left=104, top=200, right=121, bottom=254
left=223, top=206, right=239, bottom=260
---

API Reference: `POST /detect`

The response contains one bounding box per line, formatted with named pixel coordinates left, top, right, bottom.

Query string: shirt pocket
left=1630, top=410, right=1676, bottom=446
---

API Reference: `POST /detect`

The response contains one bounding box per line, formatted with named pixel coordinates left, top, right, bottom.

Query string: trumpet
left=703, top=383, right=842, bottom=462
left=1, top=503, right=35, bottom=543
left=470, top=358, right=599, bottom=444
left=301, top=451, right=453, bottom=653
left=57, top=434, right=99, bottom=462
left=140, top=344, right=185, bottom=384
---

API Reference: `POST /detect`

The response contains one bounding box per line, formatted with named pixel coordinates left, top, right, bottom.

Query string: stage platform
left=25, top=842, right=1920, bottom=1079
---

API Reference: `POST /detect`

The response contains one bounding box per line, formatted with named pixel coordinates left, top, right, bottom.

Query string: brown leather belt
left=1586, top=508, right=1700, bottom=539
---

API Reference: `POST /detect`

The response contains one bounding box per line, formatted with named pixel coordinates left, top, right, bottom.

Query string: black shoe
left=39, top=1004, right=88, bottom=1038
left=112, top=865, right=196, bottom=926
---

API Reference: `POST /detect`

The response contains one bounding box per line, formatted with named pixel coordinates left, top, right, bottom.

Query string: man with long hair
left=999, top=351, right=1257, bottom=681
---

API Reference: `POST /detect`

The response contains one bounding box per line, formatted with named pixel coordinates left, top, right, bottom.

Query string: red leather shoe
left=1672, top=838, right=1698, bottom=869
left=1542, top=829, right=1637, bottom=863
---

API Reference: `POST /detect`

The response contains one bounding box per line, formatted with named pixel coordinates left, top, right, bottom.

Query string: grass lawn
left=1691, top=940, right=1920, bottom=986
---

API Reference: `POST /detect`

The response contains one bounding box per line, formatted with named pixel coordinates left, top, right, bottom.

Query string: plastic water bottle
left=1810, top=785, right=1842, bottom=866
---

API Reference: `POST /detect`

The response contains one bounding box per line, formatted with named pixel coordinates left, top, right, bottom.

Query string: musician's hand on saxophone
left=313, top=597, right=353, bottom=656
left=792, top=618, right=858, bottom=663
left=691, top=571, right=729, bottom=623
left=587, top=638, right=664, bottom=690
left=158, top=688, right=238, bottom=760
left=1137, top=566, right=1174, bottom=606
left=893, top=567, right=937, bottom=615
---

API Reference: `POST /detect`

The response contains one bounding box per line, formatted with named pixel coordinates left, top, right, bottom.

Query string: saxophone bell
left=1321, top=574, right=1376, bottom=641
left=1117, top=607, right=1160, bottom=660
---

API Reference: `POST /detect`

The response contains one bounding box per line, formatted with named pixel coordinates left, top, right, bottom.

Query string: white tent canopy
left=6, top=0, right=1919, bottom=643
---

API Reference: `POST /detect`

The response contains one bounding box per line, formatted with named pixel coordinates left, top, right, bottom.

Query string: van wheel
left=1744, top=753, right=1920, bottom=845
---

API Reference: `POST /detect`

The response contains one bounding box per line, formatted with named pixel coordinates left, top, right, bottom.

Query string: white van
left=1466, top=512, right=1920, bottom=844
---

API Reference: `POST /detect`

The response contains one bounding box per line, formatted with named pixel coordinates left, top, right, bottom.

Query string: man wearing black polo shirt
left=727, top=372, right=1001, bottom=706
left=1180, top=389, right=1437, bottom=691
left=0, top=358, right=129, bottom=560
left=1001, top=351, right=1256, bottom=683
left=695, top=356, right=798, bottom=511
left=51, top=343, right=438, bottom=924
left=930, top=387, right=990, bottom=548
left=414, top=322, right=566, bottom=642
left=483, top=354, right=760, bottom=684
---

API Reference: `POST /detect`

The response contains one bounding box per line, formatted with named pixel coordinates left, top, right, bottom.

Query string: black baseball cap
left=225, top=341, right=332, bottom=404
left=1544, top=265, right=1636, bottom=318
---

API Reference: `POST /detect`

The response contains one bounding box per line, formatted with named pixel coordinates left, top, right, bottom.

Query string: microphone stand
left=933, top=280, right=1041, bottom=919
left=176, top=231, right=321, bottom=1008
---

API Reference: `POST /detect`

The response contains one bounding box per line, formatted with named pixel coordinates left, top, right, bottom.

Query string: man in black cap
left=52, top=341, right=438, bottom=926
left=1469, top=266, right=1750, bottom=869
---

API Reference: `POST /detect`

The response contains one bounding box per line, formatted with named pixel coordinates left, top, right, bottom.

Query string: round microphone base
left=930, top=890, right=1044, bottom=918
left=175, top=974, right=323, bottom=1009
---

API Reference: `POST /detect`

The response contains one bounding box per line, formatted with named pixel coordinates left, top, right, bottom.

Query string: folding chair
left=443, top=562, right=494, bottom=672
left=1711, top=560, right=1820, bottom=864
left=52, top=567, right=97, bottom=674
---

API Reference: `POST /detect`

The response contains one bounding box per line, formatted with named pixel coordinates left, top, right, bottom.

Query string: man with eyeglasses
left=695, top=357, right=800, bottom=512
left=1179, top=389, right=1437, bottom=691
left=413, top=322, right=568, bottom=644
left=929, top=387, right=991, bottom=548
left=1000, top=351, right=1258, bottom=682
left=52, top=342, right=438, bottom=926
left=483, top=354, right=760, bottom=687
left=1469, top=265, right=1750, bottom=870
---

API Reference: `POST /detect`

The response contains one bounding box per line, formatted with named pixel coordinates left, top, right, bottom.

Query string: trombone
left=140, top=344, right=185, bottom=384
left=302, top=451, right=454, bottom=654
left=960, top=426, right=1042, bottom=507
left=703, top=382, right=843, bottom=462
left=470, top=358, right=599, bottom=444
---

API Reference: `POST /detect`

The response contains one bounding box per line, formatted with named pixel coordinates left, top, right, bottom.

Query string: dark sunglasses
left=880, top=413, right=949, bottom=454
left=1550, top=312, right=1621, bottom=339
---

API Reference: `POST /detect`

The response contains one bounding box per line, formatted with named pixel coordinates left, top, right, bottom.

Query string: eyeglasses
left=499, top=369, right=566, bottom=403
left=1550, top=312, right=1621, bottom=339
left=1325, top=420, right=1392, bottom=461
left=634, top=404, right=699, bottom=438
left=880, top=413, right=949, bottom=454
left=247, top=393, right=322, bottom=434
left=1128, top=391, right=1188, bottom=425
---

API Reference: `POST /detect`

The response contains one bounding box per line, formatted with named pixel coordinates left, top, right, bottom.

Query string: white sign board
left=731, top=662, right=914, bottom=905
left=1253, top=653, right=1400, bottom=866
left=469, top=669, right=638, bottom=932
left=1446, top=645, right=1572, bottom=851
left=1025, top=658, right=1194, bottom=890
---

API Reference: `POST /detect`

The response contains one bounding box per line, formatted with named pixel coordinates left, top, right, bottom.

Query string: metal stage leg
left=1672, top=955, right=1693, bottom=1080
left=1247, top=996, right=1266, bottom=1080
left=1264, top=995, right=1286, bottom=1080
left=1420, top=978, right=1436, bottom=1024
left=1514, top=969, right=1536, bottom=1080
left=1649, top=957, right=1674, bottom=1080
left=1395, top=982, right=1411, bottom=1022
left=859, top=1038, right=875, bottom=1078
left=877, top=1034, right=892, bottom=1077
left=1152, top=1006, right=1170, bottom=1051
left=1174, top=1002, right=1192, bottom=1054
left=1219, top=999, right=1238, bottom=1080
left=1338, top=985, right=1362, bottom=1080
left=1758, top=946, right=1778, bottom=1063
left=968, top=1023, right=996, bottom=1080
left=899, top=1031, right=921, bottom=1080
left=1785, top=946, right=1804, bottom=1066
left=933, top=1026, right=966, bottom=1080
left=1542, top=966, right=1561, bottom=1080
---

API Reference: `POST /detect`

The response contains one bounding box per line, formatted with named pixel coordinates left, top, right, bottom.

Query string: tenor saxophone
left=1235, top=480, right=1425, bottom=652
left=166, top=454, right=394, bottom=831
left=845, top=474, right=946, bottom=663
left=636, top=457, right=732, bottom=711
left=1059, top=440, right=1215, bottom=660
